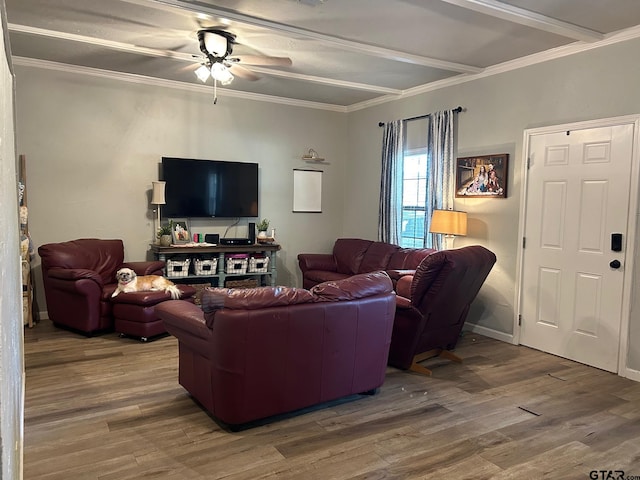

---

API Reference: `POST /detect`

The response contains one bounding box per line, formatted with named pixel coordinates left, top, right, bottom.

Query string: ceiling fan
left=193, top=28, right=292, bottom=91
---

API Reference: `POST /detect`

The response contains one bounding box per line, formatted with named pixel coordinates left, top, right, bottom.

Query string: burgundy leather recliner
left=155, top=271, right=397, bottom=429
left=38, top=238, right=166, bottom=335
left=388, top=245, right=496, bottom=375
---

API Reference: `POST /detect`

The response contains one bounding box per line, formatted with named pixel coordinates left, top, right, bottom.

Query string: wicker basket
left=194, top=258, right=218, bottom=276
left=225, top=278, right=259, bottom=288
left=166, top=258, right=191, bottom=278
left=248, top=256, right=270, bottom=273
left=225, top=255, right=249, bottom=274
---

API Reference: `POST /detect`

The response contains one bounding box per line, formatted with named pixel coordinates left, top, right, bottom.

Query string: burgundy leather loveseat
left=297, top=238, right=436, bottom=289
left=155, top=271, right=396, bottom=429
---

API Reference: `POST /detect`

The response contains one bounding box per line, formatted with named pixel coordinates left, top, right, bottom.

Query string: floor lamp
left=151, top=181, right=166, bottom=244
left=429, top=209, right=467, bottom=250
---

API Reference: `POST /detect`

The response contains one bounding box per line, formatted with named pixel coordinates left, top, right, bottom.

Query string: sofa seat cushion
left=110, top=284, right=196, bottom=306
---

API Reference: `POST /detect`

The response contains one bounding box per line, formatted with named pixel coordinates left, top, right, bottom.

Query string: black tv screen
left=161, top=157, right=259, bottom=218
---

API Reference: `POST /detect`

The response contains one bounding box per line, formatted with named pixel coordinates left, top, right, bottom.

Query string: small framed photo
left=455, top=153, right=508, bottom=198
left=170, top=218, right=191, bottom=244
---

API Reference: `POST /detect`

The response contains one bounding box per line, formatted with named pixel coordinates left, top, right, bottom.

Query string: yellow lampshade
left=429, top=209, right=467, bottom=236
left=151, top=181, right=166, bottom=205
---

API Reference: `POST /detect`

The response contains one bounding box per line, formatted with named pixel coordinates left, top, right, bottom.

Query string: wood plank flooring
left=24, top=320, right=640, bottom=479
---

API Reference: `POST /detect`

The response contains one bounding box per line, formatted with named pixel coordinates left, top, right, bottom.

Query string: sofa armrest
left=297, top=253, right=337, bottom=273
left=155, top=300, right=212, bottom=358
left=386, top=269, right=415, bottom=281
left=395, top=295, right=413, bottom=309
left=395, top=275, right=413, bottom=299
left=121, top=261, right=165, bottom=276
left=46, top=267, right=103, bottom=286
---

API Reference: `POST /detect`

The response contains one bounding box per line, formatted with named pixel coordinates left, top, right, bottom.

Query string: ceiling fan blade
left=228, top=64, right=261, bottom=81
left=230, top=55, right=292, bottom=67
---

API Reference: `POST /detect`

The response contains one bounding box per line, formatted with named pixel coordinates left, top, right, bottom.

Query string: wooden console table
left=150, top=243, right=281, bottom=287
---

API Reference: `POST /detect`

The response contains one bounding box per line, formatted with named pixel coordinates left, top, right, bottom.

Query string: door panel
left=521, top=124, right=634, bottom=372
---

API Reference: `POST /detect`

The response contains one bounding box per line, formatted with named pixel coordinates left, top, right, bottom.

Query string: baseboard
left=621, top=367, right=640, bottom=382
left=38, top=310, right=49, bottom=321
left=463, top=323, right=515, bottom=344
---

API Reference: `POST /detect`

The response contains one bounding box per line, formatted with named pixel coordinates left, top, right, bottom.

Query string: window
left=400, top=150, right=428, bottom=248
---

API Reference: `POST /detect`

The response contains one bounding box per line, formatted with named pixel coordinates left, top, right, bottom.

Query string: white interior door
left=520, top=123, right=635, bottom=372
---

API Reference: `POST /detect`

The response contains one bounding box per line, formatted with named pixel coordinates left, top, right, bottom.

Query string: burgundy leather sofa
left=388, top=245, right=496, bottom=374
left=155, top=271, right=396, bottom=429
left=297, top=238, right=436, bottom=289
left=38, top=238, right=194, bottom=336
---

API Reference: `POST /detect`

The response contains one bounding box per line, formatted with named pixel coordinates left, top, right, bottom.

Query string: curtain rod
left=378, top=106, right=463, bottom=127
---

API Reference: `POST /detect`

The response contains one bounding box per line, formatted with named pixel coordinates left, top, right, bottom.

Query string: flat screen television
left=161, top=157, right=259, bottom=218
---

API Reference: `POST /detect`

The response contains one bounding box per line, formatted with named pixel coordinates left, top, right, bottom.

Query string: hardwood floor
left=24, top=320, right=640, bottom=479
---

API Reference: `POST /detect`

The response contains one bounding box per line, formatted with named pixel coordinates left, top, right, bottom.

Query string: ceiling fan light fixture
left=195, top=64, right=211, bottom=83
left=203, top=31, right=229, bottom=57
left=211, top=63, right=234, bottom=85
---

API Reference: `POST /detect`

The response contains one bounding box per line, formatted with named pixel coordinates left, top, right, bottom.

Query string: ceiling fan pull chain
left=213, top=78, right=218, bottom=105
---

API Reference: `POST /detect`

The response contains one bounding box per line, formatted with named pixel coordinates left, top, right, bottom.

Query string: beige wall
left=15, top=69, right=348, bottom=311
left=0, top=5, right=23, bottom=478
left=14, top=35, right=640, bottom=375
left=347, top=37, right=640, bottom=370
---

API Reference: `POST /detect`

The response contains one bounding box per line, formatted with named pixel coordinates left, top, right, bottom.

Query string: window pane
left=400, top=151, right=427, bottom=248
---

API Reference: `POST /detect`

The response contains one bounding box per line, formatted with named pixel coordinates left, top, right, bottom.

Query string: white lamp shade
left=195, top=64, right=211, bottom=83
left=151, top=181, right=166, bottom=205
left=429, top=209, right=467, bottom=236
left=211, top=62, right=234, bottom=85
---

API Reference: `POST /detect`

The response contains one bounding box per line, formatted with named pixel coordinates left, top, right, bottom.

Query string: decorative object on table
left=429, top=209, right=467, bottom=250
left=301, top=148, right=326, bottom=163
left=157, top=222, right=173, bottom=247
left=455, top=153, right=508, bottom=198
left=151, top=181, right=166, bottom=243
left=170, top=218, right=191, bottom=245
left=256, top=218, right=270, bottom=238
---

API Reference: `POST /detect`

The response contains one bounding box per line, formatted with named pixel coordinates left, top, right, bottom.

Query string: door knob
left=610, top=260, right=621, bottom=269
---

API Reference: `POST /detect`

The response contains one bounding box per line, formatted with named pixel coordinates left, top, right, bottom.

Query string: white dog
left=112, top=267, right=181, bottom=299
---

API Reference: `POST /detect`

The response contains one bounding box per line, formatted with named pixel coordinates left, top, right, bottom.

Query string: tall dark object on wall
left=248, top=222, right=256, bottom=244
left=161, top=157, right=259, bottom=218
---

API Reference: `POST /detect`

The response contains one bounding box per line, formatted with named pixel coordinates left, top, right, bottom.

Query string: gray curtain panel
left=378, top=119, right=403, bottom=244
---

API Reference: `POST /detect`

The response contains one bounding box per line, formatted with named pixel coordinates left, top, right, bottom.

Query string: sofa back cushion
left=311, top=271, right=393, bottom=301
left=411, top=246, right=496, bottom=316
left=38, top=238, right=124, bottom=285
left=333, top=238, right=372, bottom=274
left=357, top=242, right=400, bottom=274
left=202, top=286, right=314, bottom=327
left=387, top=247, right=436, bottom=270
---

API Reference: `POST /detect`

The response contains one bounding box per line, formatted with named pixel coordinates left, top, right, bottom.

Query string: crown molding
left=439, top=0, right=603, bottom=42
left=12, top=23, right=640, bottom=113
left=11, top=56, right=348, bottom=112
left=347, top=24, right=640, bottom=113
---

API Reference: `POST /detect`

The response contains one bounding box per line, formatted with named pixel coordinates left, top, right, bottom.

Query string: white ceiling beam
left=149, top=0, right=483, bottom=74
left=9, top=23, right=401, bottom=95
left=438, top=0, right=603, bottom=42
left=245, top=66, right=402, bottom=94
left=9, top=23, right=197, bottom=62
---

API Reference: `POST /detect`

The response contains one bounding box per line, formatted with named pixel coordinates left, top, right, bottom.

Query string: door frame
left=515, top=114, right=640, bottom=379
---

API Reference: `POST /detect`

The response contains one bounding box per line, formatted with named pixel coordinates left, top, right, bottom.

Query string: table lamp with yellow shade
left=429, top=209, right=467, bottom=249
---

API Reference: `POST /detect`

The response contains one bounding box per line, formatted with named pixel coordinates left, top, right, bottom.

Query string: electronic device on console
left=220, top=238, right=253, bottom=246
